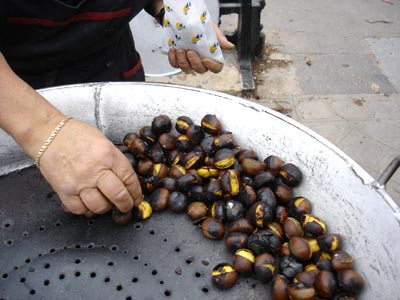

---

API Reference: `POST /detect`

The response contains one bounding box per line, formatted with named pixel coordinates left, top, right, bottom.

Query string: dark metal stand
left=219, top=0, right=266, bottom=93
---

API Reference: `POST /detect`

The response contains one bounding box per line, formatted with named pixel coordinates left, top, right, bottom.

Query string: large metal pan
left=0, top=82, right=399, bottom=299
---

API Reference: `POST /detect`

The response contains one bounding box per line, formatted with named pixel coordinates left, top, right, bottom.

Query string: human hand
left=168, top=21, right=235, bottom=74
left=38, top=118, right=143, bottom=215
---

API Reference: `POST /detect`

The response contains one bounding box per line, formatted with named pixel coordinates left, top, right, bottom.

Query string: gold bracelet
left=34, top=116, right=73, bottom=168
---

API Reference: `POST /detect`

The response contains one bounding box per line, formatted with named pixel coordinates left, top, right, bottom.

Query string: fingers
left=80, top=187, right=113, bottom=214
left=202, top=58, right=224, bottom=73
left=59, top=194, right=89, bottom=215
left=168, top=48, right=179, bottom=68
left=212, top=21, right=235, bottom=50
left=187, top=50, right=207, bottom=74
left=113, top=150, right=143, bottom=207
left=96, top=170, right=134, bottom=213
left=176, top=49, right=193, bottom=73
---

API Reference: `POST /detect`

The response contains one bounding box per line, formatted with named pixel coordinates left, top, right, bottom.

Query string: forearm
left=0, top=52, right=64, bottom=158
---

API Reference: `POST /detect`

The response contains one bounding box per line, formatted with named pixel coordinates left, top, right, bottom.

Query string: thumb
left=212, top=21, right=235, bottom=50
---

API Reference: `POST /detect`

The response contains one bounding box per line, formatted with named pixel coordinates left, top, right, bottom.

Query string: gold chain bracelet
left=34, top=116, right=73, bottom=168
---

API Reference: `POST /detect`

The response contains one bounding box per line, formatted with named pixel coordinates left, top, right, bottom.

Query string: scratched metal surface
left=0, top=82, right=399, bottom=299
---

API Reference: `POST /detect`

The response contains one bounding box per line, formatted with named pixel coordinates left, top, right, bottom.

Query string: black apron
left=0, top=0, right=152, bottom=89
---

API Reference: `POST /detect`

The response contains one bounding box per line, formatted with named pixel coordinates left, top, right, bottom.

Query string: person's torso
left=0, top=0, right=151, bottom=74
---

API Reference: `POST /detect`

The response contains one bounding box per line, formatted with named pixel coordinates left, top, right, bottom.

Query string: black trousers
left=19, top=26, right=145, bottom=90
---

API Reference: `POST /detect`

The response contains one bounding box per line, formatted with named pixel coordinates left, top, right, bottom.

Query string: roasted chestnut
left=214, top=132, right=234, bottom=149
left=168, top=191, right=189, bottom=213
left=186, top=124, right=205, bottom=145
left=151, top=114, right=172, bottom=135
left=293, top=271, right=317, bottom=288
left=181, top=150, right=203, bottom=170
left=317, top=234, right=342, bottom=253
left=158, top=132, right=176, bottom=151
left=129, top=138, right=149, bottom=158
left=287, top=282, right=315, bottom=300
left=275, top=205, right=289, bottom=224
left=132, top=200, right=152, bottom=220
left=248, top=228, right=281, bottom=256
left=241, top=158, right=267, bottom=176
left=283, top=217, right=304, bottom=239
left=253, top=171, right=276, bottom=190
left=288, top=197, right=312, bottom=218
left=186, top=185, right=203, bottom=202
left=225, top=199, right=244, bottom=222
left=187, top=201, right=208, bottom=221
left=233, top=249, right=254, bottom=276
left=302, top=214, right=327, bottom=237
left=139, top=175, right=160, bottom=194
left=253, top=253, right=277, bottom=283
left=211, top=263, right=238, bottom=289
left=314, top=251, right=333, bottom=271
left=176, top=173, right=197, bottom=192
left=280, top=163, right=303, bottom=187
left=331, top=250, right=353, bottom=271
left=201, top=217, right=225, bottom=240
left=274, top=183, right=292, bottom=205
left=225, top=232, right=248, bottom=253
left=148, top=188, right=170, bottom=212
left=160, top=177, right=176, bottom=192
left=175, top=134, right=194, bottom=152
left=175, top=116, right=194, bottom=134
left=210, top=200, right=227, bottom=222
left=235, top=185, right=257, bottom=208
left=314, top=269, right=338, bottom=298
left=337, top=269, right=364, bottom=295
left=152, top=163, right=168, bottom=179
left=136, top=158, right=154, bottom=176
left=167, top=149, right=183, bottom=165
left=221, top=169, right=241, bottom=196
left=204, top=179, right=223, bottom=203
left=122, top=132, right=138, bottom=147
left=111, top=206, right=132, bottom=225
left=289, top=237, right=319, bottom=262
left=272, top=274, right=290, bottom=300
left=256, top=187, right=277, bottom=208
left=246, top=201, right=273, bottom=228
left=148, top=143, right=166, bottom=164
left=280, top=255, right=304, bottom=279
left=197, top=166, right=218, bottom=179
left=264, top=155, right=283, bottom=176
left=168, top=164, right=186, bottom=179
left=201, top=114, right=222, bottom=135
left=214, top=148, right=235, bottom=169
left=237, top=149, right=258, bottom=162
left=226, top=218, right=255, bottom=235
left=139, top=125, right=157, bottom=144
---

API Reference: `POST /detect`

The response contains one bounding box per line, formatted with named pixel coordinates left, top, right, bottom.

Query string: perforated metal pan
left=1, top=82, right=399, bottom=299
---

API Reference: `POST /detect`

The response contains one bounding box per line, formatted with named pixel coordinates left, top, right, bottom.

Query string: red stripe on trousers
left=122, top=56, right=143, bottom=79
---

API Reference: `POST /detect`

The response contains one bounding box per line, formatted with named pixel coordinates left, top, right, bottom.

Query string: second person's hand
left=168, top=21, right=235, bottom=74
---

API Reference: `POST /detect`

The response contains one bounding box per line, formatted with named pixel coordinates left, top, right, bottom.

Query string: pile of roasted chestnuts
left=115, top=114, right=365, bottom=299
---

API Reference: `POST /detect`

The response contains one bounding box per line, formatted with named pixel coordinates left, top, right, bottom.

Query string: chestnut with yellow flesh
left=211, top=263, right=238, bottom=289
left=233, top=249, right=255, bottom=276
left=317, top=233, right=342, bottom=253
left=214, top=148, right=235, bottom=169
left=315, top=269, right=338, bottom=298
left=175, top=116, right=193, bottom=134
left=221, top=169, right=241, bottom=196
left=197, top=166, right=218, bottom=178
left=302, top=214, right=327, bottom=237
left=201, top=114, right=222, bottom=135
left=132, top=200, right=152, bottom=220
left=289, top=237, right=319, bottom=262
left=254, top=253, right=277, bottom=283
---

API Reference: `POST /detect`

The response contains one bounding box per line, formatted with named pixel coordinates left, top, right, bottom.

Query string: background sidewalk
left=145, top=0, right=400, bottom=204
